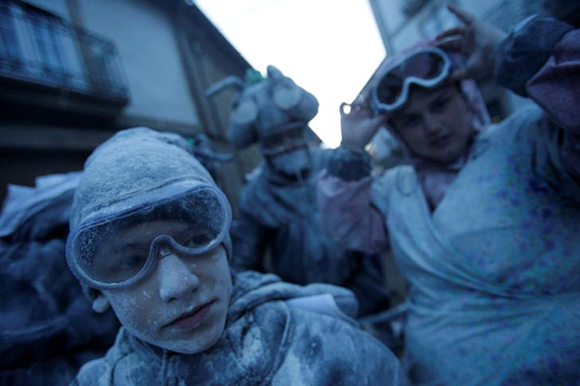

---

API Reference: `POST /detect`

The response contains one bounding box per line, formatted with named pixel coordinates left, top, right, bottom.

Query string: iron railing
left=0, top=1, right=128, bottom=105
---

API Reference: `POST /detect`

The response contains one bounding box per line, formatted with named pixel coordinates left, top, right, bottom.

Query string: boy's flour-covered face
left=66, top=127, right=235, bottom=354
left=95, top=225, right=232, bottom=354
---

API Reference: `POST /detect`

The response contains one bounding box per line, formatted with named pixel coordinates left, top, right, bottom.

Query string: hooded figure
left=0, top=173, right=119, bottom=385
left=67, top=128, right=403, bottom=385
left=207, top=66, right=390, bottom=317
left=318, top=10, right=580, bottom=385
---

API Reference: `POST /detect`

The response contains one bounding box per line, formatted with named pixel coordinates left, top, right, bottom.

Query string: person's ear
left=92, top=293, right=111, bottom=313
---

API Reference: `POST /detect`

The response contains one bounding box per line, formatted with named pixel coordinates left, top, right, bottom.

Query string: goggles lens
left=373, top=48, right=450, bottom=112
left=67, top=186, right=231, bottom=288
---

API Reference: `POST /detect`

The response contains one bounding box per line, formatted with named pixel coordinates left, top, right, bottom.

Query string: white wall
left=374, top=0, right=545, bottom=54
left=389, top=0, right=468, bottom=53
left=77, top=0, right=200, bottom=128
left=24, top=0, right=72, bottom=21
left=374, top=0, right=406, bottom=37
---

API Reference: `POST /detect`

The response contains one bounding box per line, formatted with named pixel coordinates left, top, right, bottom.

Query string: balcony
left=0, top=1, right=129, bottom=114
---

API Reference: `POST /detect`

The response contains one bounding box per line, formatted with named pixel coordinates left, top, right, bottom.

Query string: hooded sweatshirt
left=0, top=173, right=119, bottom=385
left=232, top=148, right=390, bottom=317
left=68, top=128, right=403, bottom=385
left=73, top=270, right=403, bottom=386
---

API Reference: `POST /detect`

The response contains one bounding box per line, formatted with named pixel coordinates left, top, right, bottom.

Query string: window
left=0, top=0, right=128, bottom=104
left=0, top=3, right=22, bottom=68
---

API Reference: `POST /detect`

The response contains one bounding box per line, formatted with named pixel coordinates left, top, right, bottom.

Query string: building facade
left=0, top=0, right=261, bottom=211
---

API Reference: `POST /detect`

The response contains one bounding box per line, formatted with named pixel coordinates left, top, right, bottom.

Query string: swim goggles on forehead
left=66, top=183, right=232, bottom=290
left=370, top=47, right=452, bottom=114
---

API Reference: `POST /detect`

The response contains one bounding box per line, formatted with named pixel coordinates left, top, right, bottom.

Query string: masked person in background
left=318, top=4, right=580, bottom=385
left=0, top=173, right=119, bottom=385
left=66, top=127, right=403, bottom=385
left=207, top=66, right=390, bottom=318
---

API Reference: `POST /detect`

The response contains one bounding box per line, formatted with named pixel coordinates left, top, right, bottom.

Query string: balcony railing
left=0, top=1, right=129, bottom=108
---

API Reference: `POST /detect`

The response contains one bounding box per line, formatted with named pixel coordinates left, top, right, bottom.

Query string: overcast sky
left=195, top=0, right=385, bottom=147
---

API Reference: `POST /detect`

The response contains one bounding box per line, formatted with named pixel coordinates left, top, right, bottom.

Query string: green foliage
left=244, top=68, right=265, bottom=86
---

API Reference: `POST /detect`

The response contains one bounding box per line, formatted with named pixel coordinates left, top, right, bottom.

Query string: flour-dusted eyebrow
left=430, top=86, right=455, bottom=100
left=391, top=112, right=423, bottom=130
left=395, top=112, right=419, bottom=122
left=429, top=93, right=452, bottom=108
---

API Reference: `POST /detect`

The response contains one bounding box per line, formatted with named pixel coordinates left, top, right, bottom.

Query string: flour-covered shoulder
left=72, top=329, right=137, bottom=386
left=272, top=303, right=403, bottom=386
left=490, top=103, right=580, bottom=201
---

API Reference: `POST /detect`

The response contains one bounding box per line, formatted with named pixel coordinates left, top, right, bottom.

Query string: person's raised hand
left=340, top=96, right=386, bottom=151
left=436, top=4, right=507, bottom=81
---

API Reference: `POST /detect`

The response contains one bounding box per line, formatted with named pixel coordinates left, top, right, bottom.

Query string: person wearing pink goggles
left=318, top=4, right=580, bottom=385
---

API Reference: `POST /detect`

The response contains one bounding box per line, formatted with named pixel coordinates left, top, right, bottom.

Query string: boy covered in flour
left=66, top=128, right=402, bottom=385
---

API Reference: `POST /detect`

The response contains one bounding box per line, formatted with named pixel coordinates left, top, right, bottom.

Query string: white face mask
left=269, top=148, right=310, bottom=176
